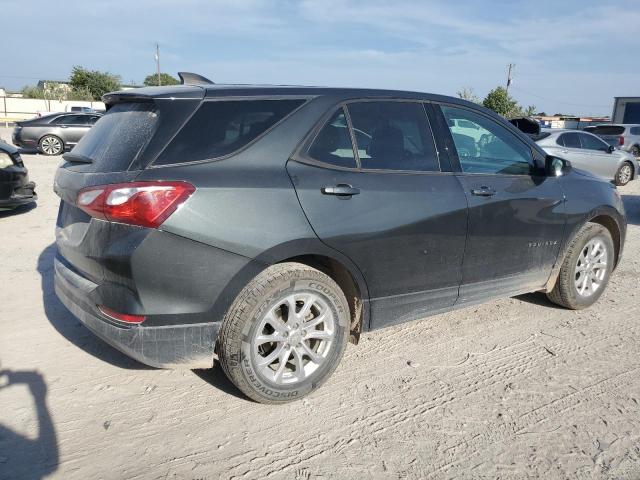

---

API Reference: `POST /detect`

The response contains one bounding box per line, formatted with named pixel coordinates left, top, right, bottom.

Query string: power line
left=510, top=86, right=610, bottom=109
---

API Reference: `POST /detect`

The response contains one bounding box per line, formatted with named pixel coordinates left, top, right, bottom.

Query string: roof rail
left=177, top=72, right=215, bottom=85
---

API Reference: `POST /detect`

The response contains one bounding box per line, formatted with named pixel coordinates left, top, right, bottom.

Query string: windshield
left=71, top=103, right=158, bottom=171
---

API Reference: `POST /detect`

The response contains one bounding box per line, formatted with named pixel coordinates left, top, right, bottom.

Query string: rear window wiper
left=62, top=152, right=93, bottom=164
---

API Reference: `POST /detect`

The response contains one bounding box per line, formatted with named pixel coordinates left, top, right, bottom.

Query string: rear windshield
left=71, top=103, right=158, bottom=170
left=154, top=99, right=305, bottom=165
left=585, top=125, right=625, bottom=135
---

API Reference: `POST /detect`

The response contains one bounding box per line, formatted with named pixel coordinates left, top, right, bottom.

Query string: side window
left=346, top=101, right=440, bottom=172
left=579, top=133, right=609, bottom=152
left=155, top=99, right=305, bottom=165
left=630, top=127, right=640, bottom=135
left=559, top=132, right=581, bottom=149
left=441, top=105, right=532, bottom=175
left=307, top=108, right=356, bottom=168
left=88, top=116, right=100, bottom=125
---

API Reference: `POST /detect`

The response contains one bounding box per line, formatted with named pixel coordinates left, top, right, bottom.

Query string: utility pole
left=155, top=43, right=161, bottom=86
left=506, top=63, right=515, bottom=93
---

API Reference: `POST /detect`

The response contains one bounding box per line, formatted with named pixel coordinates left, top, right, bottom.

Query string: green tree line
left=20, top=67, right=179, bottom=101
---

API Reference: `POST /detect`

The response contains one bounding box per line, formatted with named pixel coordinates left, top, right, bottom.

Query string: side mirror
left=608, top=144, right=615, bottom=153
left=545, top=156, right=571, bottom=177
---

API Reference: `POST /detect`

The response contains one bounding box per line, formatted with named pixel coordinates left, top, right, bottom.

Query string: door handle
left=321, top=184, right=360, bottom=197
left=60, top=125, right=68, bottom=129
left=470, top=186, right=496, bottom=197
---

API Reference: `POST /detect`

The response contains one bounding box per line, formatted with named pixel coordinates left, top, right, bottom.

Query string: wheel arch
left=252, top=239, right=371, bottom=342
left=545, top=206, right=625, bottom=292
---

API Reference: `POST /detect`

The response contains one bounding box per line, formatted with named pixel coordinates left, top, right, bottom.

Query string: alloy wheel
left=41, top=136, right=62, bottom=155
left=618, top=164, right=632, bottom=185
left=574, top=238, right=608, bottom=297
left=251, top=292, right=336, bottom=385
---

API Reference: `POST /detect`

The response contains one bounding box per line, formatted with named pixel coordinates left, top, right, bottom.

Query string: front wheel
left=547, top=223, right=614, bottom=309
left=39, top=135, right=64, bottom=156
left=217, top=263, right=350, bottom=404
left=615, top=161, right=633, bottom=186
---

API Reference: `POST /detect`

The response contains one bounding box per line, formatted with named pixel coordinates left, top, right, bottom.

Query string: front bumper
left=54, top=257, right=219, bottom=369
left=0, top=179, right=36, bottom=209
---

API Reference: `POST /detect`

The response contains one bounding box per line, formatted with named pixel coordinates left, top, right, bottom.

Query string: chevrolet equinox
left=54, top=77, right=627, bottom=403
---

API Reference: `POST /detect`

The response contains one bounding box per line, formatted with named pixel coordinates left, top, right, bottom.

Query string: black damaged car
left=54, top=76, right=626, bottom=403
left=0, top=141, right=36, bottom=211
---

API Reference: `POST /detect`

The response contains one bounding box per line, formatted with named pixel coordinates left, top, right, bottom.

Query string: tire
left=39, top=135, right=64, bottom=156
left=547, top=223, right=614, bottom=310
left=615, top=161, right=633, bottom=186
left=218, top=262, right=350, bottom=404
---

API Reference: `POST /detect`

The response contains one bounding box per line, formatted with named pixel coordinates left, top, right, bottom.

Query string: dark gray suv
left=53, top=81, right=627, bottom=403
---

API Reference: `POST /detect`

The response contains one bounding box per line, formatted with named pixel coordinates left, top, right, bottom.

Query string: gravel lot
left=1, top=127, right=640, bottom=479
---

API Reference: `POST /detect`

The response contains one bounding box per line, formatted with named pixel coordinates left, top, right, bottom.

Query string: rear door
left=437, top=104, right=566, bottom=303
left=287, top=100, right=468, bottom=327
left=52, top=114, right=92, bottom=145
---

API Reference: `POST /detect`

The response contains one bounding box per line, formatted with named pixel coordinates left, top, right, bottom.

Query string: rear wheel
left=615, top=161, right=633, bottom=186
left=39, top=135, right=63, bottom=156
left=547, top=223, right=614, bottom=309
left=218, top=262, right=350, bottom=404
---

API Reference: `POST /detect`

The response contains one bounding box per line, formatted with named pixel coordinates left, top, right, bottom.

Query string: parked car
left=0, top=141, right=36, bottom=210
left=54, top=82, right=627, bottom=403
left=12, top=112, right=102, bottom=156
left=535, top=129, right=638, bottom=186
left=584, top=124, right=640, bottom=158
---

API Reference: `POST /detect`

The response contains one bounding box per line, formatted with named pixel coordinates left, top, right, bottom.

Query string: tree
left=456, top=87, right=480, bottom=104
left=143, top=73, right=180, bottom=87
left=482, top=87, right=520, bottom=117
left=69, top=66, right=121, bottom=101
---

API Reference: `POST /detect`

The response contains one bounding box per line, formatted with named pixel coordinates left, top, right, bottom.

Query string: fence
left=0, top=96, right=106, bottom=126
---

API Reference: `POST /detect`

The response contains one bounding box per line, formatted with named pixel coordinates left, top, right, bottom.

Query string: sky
left=2, top=0, right=639, bottom=116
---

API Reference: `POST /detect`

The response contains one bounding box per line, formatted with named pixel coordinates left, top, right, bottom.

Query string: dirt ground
left=1, top=128, right=640, bottom=479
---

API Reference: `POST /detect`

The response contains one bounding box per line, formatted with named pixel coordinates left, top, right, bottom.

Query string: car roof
left=103, top=83, right=478, bottom=107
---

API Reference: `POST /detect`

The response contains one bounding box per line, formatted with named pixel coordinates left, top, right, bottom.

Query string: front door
left=288, top=101, right=468, bottom=327
left=438, top=104, right=566, bottom=303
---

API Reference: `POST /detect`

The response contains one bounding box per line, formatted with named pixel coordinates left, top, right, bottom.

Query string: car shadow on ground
left=0, top=367, right=58, bottom=478
left=622, top=194, right=640, bottom=226
left=0, top=202, right=37, bottom=218
left=37, top=243, right=247, bottom=399
left=515, top=291, right=566, bottom=309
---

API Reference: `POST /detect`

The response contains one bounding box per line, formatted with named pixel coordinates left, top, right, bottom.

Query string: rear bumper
left=54, top=257, right=219, bottom=368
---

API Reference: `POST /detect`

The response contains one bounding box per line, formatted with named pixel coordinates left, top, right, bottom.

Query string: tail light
left=98, top=305, right=146, bottom=324
left=77, top=181, right=195, bottom=228
left=619, top=136, right=625, bottom=146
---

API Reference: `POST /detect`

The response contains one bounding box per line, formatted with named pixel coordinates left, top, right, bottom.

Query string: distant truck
left=612, top=97, right=640, bottom=123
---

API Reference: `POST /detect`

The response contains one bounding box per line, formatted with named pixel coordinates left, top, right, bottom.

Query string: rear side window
left=71, top=103, right=158, bottom=171
left=630, top=127, right=640, bottom=135
left=588, top=126, right=625, bottom=135
left=347, top=101, right=439, bottom=172
left=558, top=132, right=580, bottom=148
left=308, top=108, right=357, bottom=168
left=155, top=99, right=305, bottom=165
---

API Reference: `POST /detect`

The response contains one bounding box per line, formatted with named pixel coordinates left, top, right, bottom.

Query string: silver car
left=12, top=112, right=102, bottom=156
left=584, top=124, right=640, bottom=158
left=536, top=129, right=639, bottom=186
